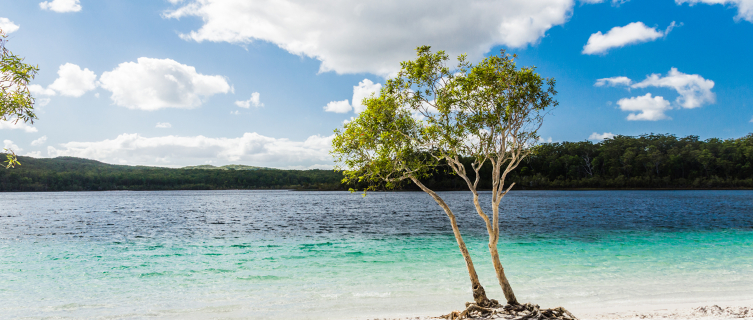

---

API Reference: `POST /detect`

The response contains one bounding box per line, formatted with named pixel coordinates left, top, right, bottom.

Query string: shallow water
left=1, top=190, right=752, bottom=319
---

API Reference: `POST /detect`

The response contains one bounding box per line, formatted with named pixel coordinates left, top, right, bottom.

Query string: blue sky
left=1, top=0, right=752, bottom=168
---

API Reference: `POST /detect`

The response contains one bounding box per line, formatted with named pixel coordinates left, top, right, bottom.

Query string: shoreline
left=381, top=303, right=753, bottom=320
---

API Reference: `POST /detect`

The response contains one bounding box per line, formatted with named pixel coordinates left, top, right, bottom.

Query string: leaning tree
left=395, top=47, right=558, bottom=305
left=332, top=46, right=562, bottom=317
left=331, top=83, right=495, bottom=307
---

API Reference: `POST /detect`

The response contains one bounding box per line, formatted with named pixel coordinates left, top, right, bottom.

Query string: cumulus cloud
left=28, top=84, right=56, bottom=96
left=99, top=58, right=231, bottom=111
left=596, top=68, right=715, bottom=119
left=631, top=67, right=715, bottom=109
left=26, top=63, right=96, bottom=105
left=323, top=100, right=352, bottom=113
left=588, top=132, right=615, bottom=140
left=164, top=0, right=576, bottom=76
left=580, top=0, right=630, bottom=5
left=595, top=76, right=632, bottom=87
left=39, top=0, right=82, bottom=12
left=0, top=17, right=20, bottom=34
left=0, top=120, right=38, bottom=132
left=47, top=63, right=98, bottom=97
left=3, top=140, right=21, bottom=152
left=583, top=21, right=675, bottom=55
left=617, top=93, right=672, bottom=121
left=28, top=84, right=54, bottom=107
left=24, top=151, right=42, bottom=158
left=156, top=122, right=172, bottom=128
left=676, top=0, right=753, bottom=22
left=324, top=79, right=382, bottom=113
left=31, top=135, right=47, bottom=146
left=46, top=132, right=335, bottom=168
left=351, top=79, right=382, bottom=113
left=235, top=92, right=263, bottom=108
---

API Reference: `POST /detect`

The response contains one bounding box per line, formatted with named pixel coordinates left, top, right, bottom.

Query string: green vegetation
left=514, top=133, right=753, bottom=189
left=415, top=133, right=753, bottom=190
left=182, top=164, right=273, bottom=171
left=1, top=133, right=751, bottom=192
left=0, top=156, right=343, bottom=191
left=1, top=29, right=39, bottom=168
left=332, top=46, right=557, bottom=308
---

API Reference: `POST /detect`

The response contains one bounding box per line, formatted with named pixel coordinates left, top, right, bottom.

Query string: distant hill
left=182, top=164, right=274, bottom=171
left=3, top=132, right=752, bottom=192
left=0, top=156, right=344, bottom=192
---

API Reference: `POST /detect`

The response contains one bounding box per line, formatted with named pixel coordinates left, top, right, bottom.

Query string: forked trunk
left=410, top=177, right=491, bottom=307
left=472, top=194, right=519, bottom=306
left=489, top=242, right=518, bottom=305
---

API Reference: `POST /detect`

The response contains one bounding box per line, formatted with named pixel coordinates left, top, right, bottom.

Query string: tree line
left=1, top=133, right=751, bottom=192
left=416, top=133, right=753, bottom=190
left=0, top=156, right=344, bottom=191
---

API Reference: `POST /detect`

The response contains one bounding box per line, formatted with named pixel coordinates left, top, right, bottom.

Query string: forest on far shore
left=1, top=133, right=751, bottom=192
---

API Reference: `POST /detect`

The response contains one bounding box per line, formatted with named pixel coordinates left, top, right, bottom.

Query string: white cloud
left=28, top=84, right=57, bottom=96
left=47, top=63, right=98, bottom=97
left=588, top=132, right=615, bottom=140
left=31, top=135, right=47, bottom=146
left=47, top=132, right=335, bottom=168
left=3, top=140, right=21, bottom=152
left=323, top=100, right=352, bottom=113
left=24, top=151, right=42, bottom=158
left=583, top=21, right=675, bottom=55
left=580, top=0, right=630, bottom=5
left=595, top=76, right=632, bottom=87
left=631, top=68, right=715, bottom=109
left=26, top=64, right=96, bottom=105
left=596, top=68, right=715, bottom=118
left=165, top=0, right=576, bottom=76
left=352, top=79, right=382, bottom=113
left=538, top=137, right=554, bottom=143
left=39, top=0, right=82, bottom=12
left=617, top=93, right=672, bottom=121
left=230, top=110, right=240, bottom=115
left=0, top=120, right=38, bottom=132
left=156, top=122, right=172, bottom=128
left=99, top=57, right=231, bottom=111
left=37, top=98, right=51, bottom=107
left=235, top=92, right=263, bottom=108
left=324, top=79, right=382, bottom=114
left=676, top=0, right=753, bottom=22
left=0, top=18, right=20, bottom=34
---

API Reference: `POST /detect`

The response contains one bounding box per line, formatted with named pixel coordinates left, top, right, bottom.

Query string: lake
left=1, top=190, right=752, bottom=319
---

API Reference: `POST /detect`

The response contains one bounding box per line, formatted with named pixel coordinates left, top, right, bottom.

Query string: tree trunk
left=410, top=177, right=491, bottom=307
left=489, top=241, right=518, bottom=305
left=474, top=194, right=519, bottom=306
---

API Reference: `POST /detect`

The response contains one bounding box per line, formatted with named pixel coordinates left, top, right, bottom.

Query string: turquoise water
left=1, top=191, right=752, bottom=319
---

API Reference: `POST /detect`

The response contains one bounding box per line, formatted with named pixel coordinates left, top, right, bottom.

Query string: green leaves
left=1, top=29, right=39, bottom=169
left=1, top=30, right=39, bottom=124
left=331, top=46, right=557, bottom=193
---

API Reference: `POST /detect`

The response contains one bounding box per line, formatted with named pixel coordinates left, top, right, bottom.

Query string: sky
left=1, top=0, right=752, bottom=169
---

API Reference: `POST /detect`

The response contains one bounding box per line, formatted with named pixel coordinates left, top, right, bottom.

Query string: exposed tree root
left=440, top=301, right=578, bottom=320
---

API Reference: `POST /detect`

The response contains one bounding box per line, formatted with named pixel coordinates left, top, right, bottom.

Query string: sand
left=374, top=304, right=753, bottom=320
